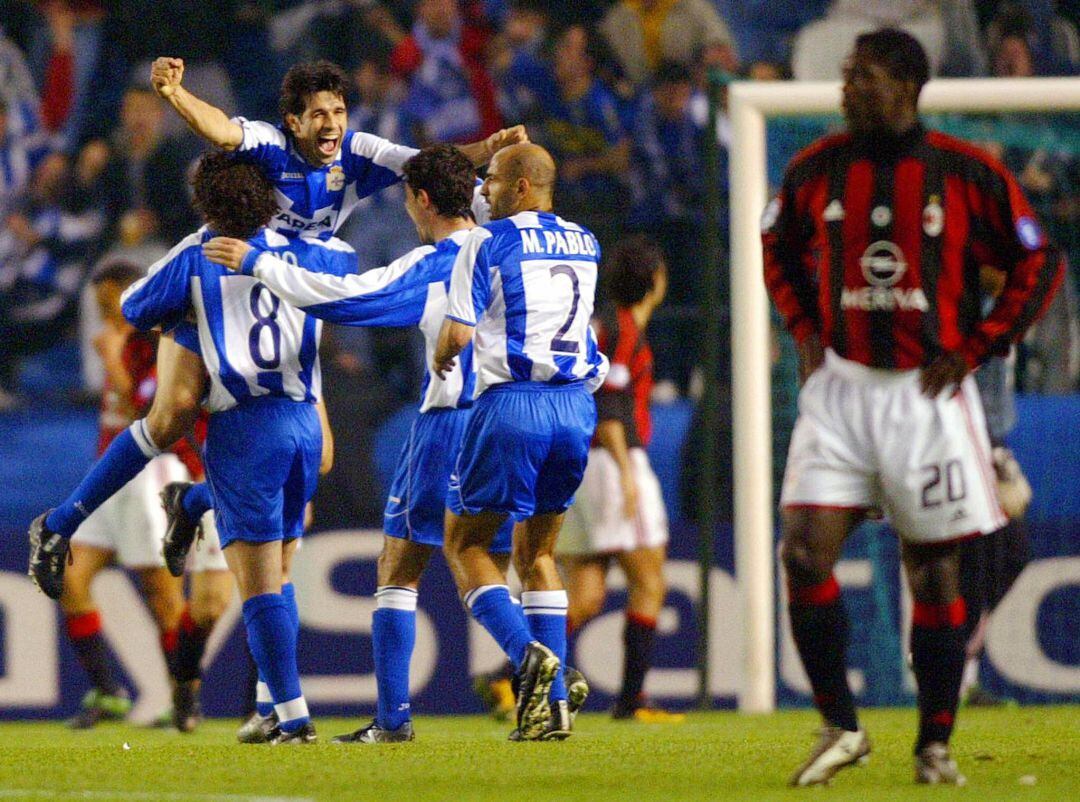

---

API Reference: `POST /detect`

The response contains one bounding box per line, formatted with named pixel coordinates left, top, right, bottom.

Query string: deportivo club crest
left=326, top=165, right=345, bottom=191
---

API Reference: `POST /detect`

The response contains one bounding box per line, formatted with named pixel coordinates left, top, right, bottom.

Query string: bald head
left=483, top=143, right=557, bottom=219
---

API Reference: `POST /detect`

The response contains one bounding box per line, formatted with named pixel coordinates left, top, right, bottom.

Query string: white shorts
left=558, top=447, right=669, bottom=556
left=781, top=350, right=1006, bottom=543
left=73, top=454, right=228, bottom=572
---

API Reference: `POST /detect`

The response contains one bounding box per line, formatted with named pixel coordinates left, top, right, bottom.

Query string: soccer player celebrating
left=556, top=235, right=682, bottom=723
left=135, top=56, right=526, bottom=520
left=434, top=143, right=609, bottom=740
left=203, top=144, right=518, bottom=743
left=762, top=29, right=1064, bottom=786
left=57, top=262, right=230, bottom=731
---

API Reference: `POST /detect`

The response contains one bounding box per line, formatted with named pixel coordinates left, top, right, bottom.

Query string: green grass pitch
left=0, top=706, right=1076, bottom=801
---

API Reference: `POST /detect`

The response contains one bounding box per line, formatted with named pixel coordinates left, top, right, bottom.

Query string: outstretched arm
left=150, top=57, right=243, bottom=150
left=202, top=236, right=433, bottom=327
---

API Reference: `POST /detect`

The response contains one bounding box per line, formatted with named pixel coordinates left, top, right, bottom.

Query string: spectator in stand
left=599, top=0, right=739, bottom=87
left=1, top=24, right=45, bottom=143
left=0, top=147, right=106, bottom=406
left=0, top=94, right=50, bottom=219
left=627, top=61, right=710, bottom=393
left=492, top=0, right=550, bottom=121
left=29, top=0, right=107, bottom=150
left=370, top=0, right=502, bottom=146
left=983, top=2, right=1079, bottom=76
left=99, top=85, right=198, bottom=250
left=522, top=23, right=631, bottom=249
left=791, top=0, right=989, bottom=80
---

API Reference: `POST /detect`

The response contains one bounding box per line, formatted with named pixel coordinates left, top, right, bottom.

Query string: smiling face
left=286, top=90, right=348, bottom=166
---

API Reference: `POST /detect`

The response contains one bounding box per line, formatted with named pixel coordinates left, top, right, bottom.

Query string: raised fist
left=150, top=57, right=184, bottom=99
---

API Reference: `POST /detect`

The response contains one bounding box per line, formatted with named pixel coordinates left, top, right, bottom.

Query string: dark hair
left=654, top=61, right=692, bottom=87
left=191, top=151, right=277, bottom=239
left=854, top=28, right=930, bottom=93
left=91, top=260, right=143, bottom=289
left=279, top=60, right=349, bottom=120
left=605, top=235, right=665, bottom=307
left=402, top=145, right=476, bottom=219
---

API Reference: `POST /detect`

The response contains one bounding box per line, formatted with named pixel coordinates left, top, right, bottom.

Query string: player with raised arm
left=433, top=143, right=608, bottom=740
left=762, top=29, right=1065, bottom=787
left=137, top=57, right=525, bottom=525
left=204, top=144, right=590, bottom=742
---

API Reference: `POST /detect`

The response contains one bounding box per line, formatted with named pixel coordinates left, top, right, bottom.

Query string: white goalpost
left=727, top=76, right=1080, bottom=713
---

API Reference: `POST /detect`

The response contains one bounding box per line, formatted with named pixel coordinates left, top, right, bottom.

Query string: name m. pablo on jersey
left=446, top=211, right=609, bottom=394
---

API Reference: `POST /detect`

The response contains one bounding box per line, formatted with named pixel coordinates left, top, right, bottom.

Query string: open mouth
left=317, top=134, right=339, bottom=156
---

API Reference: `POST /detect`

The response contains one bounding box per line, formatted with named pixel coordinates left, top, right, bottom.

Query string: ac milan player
left=762, top=29, right=1064, bottom=787
left=57, top=262, right=230, bottom=732
left=557, top=235, right=682, bottom=723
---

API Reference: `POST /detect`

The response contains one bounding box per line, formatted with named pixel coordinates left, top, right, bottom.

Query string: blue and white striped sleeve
left=120, top=233, right=201, bottom=331
left=250, top=244, right=437, bottom=328
left=446, top=227, right=493, bottom=326
left=230, top=117, right=289, bottom=170
left=343, top=131, right=419, bottom=195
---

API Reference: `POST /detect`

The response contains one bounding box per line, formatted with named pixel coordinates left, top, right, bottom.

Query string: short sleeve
left=446, top=227, right=494, bottom=325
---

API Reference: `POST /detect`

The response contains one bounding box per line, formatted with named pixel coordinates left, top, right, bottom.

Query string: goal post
left=727, top=77, right=1080, bottom=714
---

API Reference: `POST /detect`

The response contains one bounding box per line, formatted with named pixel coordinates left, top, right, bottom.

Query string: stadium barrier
left=0, top=396, right=1076, bottom=720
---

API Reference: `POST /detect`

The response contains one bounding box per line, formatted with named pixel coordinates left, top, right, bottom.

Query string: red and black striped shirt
left=762, top=125, right=1065, bottom=370
left=594, top=305, right=653, bottom=448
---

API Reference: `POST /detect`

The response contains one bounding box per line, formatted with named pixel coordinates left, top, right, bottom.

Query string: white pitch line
left=0, top=792, right=314, bottom=802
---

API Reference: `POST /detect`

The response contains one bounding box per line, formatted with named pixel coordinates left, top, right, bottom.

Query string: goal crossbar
left=727, top=77, right=1080, bottom=713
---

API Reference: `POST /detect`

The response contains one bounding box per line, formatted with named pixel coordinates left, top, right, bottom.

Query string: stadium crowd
left=2, top=0, right=1078, bottom=507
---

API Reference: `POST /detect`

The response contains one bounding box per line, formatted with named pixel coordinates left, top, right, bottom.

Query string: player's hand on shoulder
left=202, top=237, right=254, bottom=271
left=919, top=350, right=968, bottom=398
left=150, top=57, right=184, bottom=98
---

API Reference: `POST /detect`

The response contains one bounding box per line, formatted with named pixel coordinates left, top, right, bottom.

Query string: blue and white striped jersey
left=245, top=228, right=478, bottom=413
left=446, top=211, right=609, bottom=394
left=120, top=227, right=357, bottom=412
left=231, top=117, right=419, bottom=239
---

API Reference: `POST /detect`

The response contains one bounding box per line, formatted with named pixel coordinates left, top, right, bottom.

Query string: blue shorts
left=204, top=396, right=322, bottom=548
left=384, top=408, right=512, bottom=552
left=448, top=382, right=597, bottom=521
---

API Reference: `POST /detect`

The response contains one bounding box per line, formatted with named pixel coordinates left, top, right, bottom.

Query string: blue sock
left=523, top=590, right=569, bottom=702
left=181, top=482, right=213, bottom=520
left=46, top=422, right=161, bottom=537
left=465, top=585, right=533, bottom=669
left=242, top=593, right=307, bottom=732
left=281, top=582, right=300, bottom=636
left=373, top=586, right=417, bottom=730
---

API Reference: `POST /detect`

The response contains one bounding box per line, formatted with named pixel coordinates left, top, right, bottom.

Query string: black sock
left=173, top=607, right=211, bottom=683
left=66, top=611, right=119, bottom=695
left=618, top=613, right=657, bottom=709
left=788, top=576, right=859, bottom=732
left=912, top=599, right=967, bottom=752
